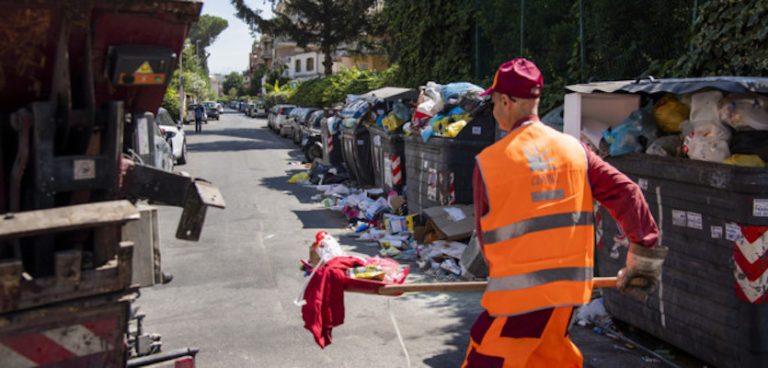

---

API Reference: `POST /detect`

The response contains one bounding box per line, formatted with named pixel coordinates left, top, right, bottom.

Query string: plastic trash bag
left=689, top=91, right=723, bottom=124
left=722, top=154, right=765, bottom=167
left=444, top=120, right=467, bottom=138
left=382, top=112, right=404, bottom=132
left=646, top=135, right=684, bottom=156
left=340, top=99, right=369, bottom=119
left=654, top=95, right=689, bottom=133
left=288, top=172, right=310, bottom=184
left=683, top=122, right=731, bottom=162
left=441, top=82, right=484, bottom=101
left=602, top=104, right=657, bottom=157
left=719, top=94, right=768, bottom=130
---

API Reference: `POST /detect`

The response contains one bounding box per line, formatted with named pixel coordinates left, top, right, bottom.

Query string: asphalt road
left=136, top=111, right=697, bottom=368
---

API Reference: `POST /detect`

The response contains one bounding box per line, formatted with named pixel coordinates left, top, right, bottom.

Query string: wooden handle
left=377, top=276, right=619, bottom=295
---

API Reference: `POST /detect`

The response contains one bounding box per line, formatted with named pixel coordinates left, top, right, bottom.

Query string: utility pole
left=520, top=0, right=525, bottom=55
left=179, top=49, right=185, bottom=122
left=579, top=0, right=585, bottom=82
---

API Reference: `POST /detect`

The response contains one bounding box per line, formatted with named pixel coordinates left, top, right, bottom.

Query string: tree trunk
left=323, top=48, right=333, bottom=76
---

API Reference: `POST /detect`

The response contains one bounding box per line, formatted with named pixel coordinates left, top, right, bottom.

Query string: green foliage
left=670, top=0, right=768, bottom=76
left=286, top=66, right=400, bottom=107
left=188, top=15, right=229, bottom=73
left=382, top=0, right=474, bottom=87
left=223, top=72, right=245, bottom=97
left=161, top=41, right=214, bottom=118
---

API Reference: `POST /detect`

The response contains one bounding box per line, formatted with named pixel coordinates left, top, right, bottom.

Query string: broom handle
left=377, top=276, right=619, bottom=295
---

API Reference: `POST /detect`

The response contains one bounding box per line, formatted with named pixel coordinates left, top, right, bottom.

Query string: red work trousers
left=462, top=306, right=581, bottom=368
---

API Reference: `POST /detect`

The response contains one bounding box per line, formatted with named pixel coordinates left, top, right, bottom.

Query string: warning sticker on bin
left=711, top=225, right=723, bottom=239
left=472, top=126, right=482, bottom=135
left=753, top=199, right=768, bottom=217
left=672, top=210, right=686, bottom=227
left=726, top=223, right=742, bottom=241
left=686, top=211, right=703, bottom=230
left=637, top=178, right=648, bottom=191
left=373, top=135, right=381, bottom=146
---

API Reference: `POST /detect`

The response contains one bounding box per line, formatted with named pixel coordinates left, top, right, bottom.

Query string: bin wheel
left=305, top=142, right=323, bottom=163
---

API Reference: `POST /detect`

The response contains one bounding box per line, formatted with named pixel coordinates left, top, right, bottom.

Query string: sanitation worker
left=463, top=58, right=668, bottom=367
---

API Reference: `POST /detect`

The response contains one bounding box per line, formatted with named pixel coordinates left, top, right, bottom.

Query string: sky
left=201, top=0, right=274, bottom=76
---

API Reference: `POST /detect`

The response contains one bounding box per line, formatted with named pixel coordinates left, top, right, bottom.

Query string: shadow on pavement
left=293, top=209, right=348, bottom=229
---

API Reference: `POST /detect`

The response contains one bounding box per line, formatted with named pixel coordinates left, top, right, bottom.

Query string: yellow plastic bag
left=654, top=95, right=689, bottom=133
left=288, top=172, right=310, bottom=183
left=382, top=113, right=404, bottom=132
left=444, top=120, right=468, bottom=138
left=722, top=154, right=766, bottom=167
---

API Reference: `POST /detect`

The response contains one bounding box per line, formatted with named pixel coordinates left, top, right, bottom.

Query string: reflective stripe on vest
left=486, top=266, right=592, bottom=292
left=482, top=211, right=594, bottom=245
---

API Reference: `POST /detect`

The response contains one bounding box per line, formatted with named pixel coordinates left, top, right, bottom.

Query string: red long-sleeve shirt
left=473, top=118, right=659, bottom=249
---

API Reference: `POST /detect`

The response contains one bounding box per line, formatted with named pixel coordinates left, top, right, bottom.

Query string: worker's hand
left=617, top=243, right=668, bottom=302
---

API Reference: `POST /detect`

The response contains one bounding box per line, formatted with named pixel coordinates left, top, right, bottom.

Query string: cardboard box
left=421, top=204, right=475, bottom=242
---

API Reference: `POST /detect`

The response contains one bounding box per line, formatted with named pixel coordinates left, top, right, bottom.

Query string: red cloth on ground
left=301, top=256, right=364, bottom=348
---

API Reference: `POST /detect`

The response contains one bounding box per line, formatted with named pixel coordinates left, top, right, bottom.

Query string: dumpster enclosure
left=565, top=77, right=768, bottom=368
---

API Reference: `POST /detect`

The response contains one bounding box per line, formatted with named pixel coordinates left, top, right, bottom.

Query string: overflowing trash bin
left=364, top=87, right=419, bottom=194
left=404, top=100, right=496, bottom=214
left=565, top=77, right=768, bottom=368
left=340, top=99, right=376, bottom=186
left=370, top=126, right=406, bottom=194
left=320, top=114, right=344, bottom=166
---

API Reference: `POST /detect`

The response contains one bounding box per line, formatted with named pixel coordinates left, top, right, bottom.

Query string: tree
left=223, top=72, right=245, bottom=97
left=670, top=0, right=768, bottom=76
left=230, top=0, right=379, bottom=76
left=188, top=14, right=229, bottom=73
left=381, top=0, right=475, bottom=87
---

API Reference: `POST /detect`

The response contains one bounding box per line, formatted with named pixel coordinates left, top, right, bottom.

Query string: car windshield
left=157, top=109, right=176, bottom=126
left=203, top=102, right=216, bottom=109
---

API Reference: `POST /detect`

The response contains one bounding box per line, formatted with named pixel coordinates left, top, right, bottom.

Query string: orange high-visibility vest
left=476, top=121, right=594, bottom=317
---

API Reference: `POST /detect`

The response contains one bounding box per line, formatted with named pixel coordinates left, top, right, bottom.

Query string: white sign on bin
left=754, top=199, right=768, bottom=217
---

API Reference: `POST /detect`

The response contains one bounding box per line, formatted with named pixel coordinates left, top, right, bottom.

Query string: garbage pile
left=306, top=180, right=477, bottom=280
left=595, top=91, right=768, bottom=167
left=400, top=82, right=484, bottom=141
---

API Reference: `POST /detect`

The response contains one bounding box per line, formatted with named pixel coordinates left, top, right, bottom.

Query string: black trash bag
left=730, top=130, right=768, bottom=161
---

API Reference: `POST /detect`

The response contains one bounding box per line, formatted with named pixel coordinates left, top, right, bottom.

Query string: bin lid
left=361, top=87, right=419, bottom=102
left=566, top=77, right=768, bottom=95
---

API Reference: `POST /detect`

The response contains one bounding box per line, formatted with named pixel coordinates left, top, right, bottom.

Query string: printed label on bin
left=472, top=126, right=482, bottom=135
left=74, top=159, right=96, bottom=180
left=637, top=178, right=648, bottom=191
left=672, top=210, right=687, bottom=227
left=686, top=211, right=703, bottom=230
left=711, top=225, right=723, bottom=239
left=754, top=199, right=768, bottom=217
left=373, top=135, right=381, bottom=146
left=427, top=168, right=438, bottom=201
left=357, top=139, right=365, bottom=146
left=726, top=223, right=742, bottom=241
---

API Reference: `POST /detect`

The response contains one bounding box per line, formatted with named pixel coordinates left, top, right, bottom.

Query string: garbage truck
left=0, top=1, right=224, bottom=366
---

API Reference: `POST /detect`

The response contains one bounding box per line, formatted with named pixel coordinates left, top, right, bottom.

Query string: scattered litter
left=575, top=298, right=611, bottom=327
left=443, top=207, right=467, bottom=222
left=288, top=172, right=310, bottom=184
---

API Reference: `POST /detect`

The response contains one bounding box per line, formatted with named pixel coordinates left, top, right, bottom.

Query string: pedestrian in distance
left=194, top=104, right=205, bottom=133
left=462, top=58, right=668, bottom=368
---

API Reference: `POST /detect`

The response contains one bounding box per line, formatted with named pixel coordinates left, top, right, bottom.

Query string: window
left=295, top=59, right=301, bottom=73
left=306, top=58, right=314, bottom=72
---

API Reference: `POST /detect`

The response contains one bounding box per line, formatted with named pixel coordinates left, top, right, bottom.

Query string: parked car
left=203, top=101, right=220, bottom=120
left=292, top=107, right=320, bottom=144
left=301, top=110, right=326, bottom=162
left=251, top=101, right=267, bottom=117
left=185, top=103, right=207, bottom=125
left=270, top=104, right=296, bottom=131
left=157, top=107, right=188, bottom=165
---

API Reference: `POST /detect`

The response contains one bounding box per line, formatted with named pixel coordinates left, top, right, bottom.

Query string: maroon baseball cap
left=481, top=58, right=544, bottom=99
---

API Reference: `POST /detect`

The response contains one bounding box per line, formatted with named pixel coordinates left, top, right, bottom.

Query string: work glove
left=617, top=243, right=668, bottom=302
